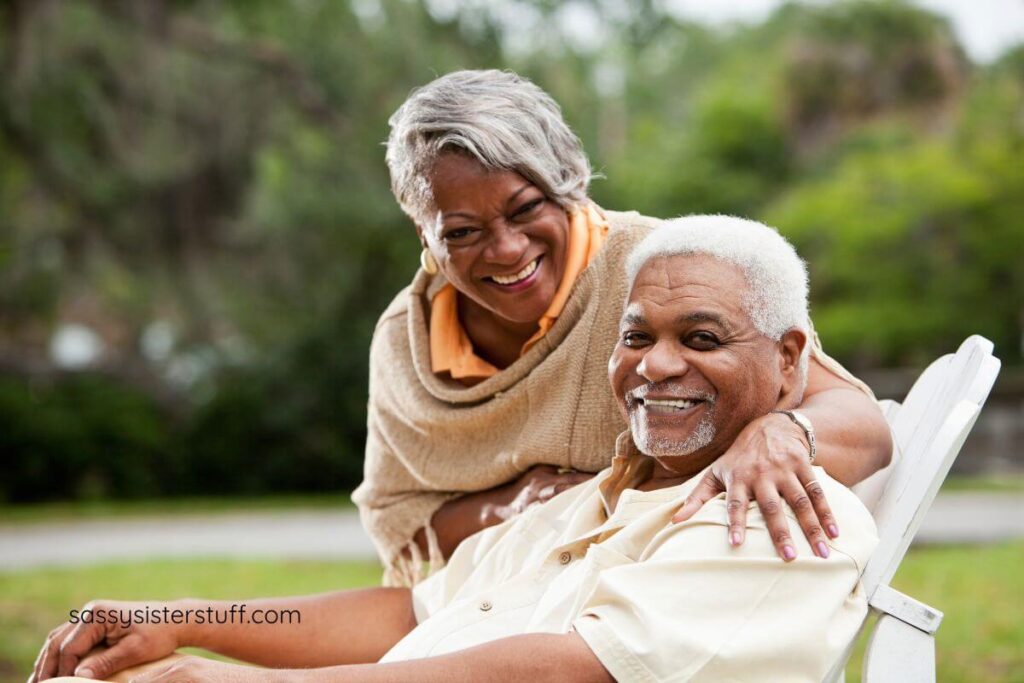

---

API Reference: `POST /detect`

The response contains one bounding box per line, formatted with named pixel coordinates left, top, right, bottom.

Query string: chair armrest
left=869, top=584, right=943, bottom=634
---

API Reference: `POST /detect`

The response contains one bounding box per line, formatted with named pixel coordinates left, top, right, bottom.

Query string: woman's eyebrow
left=442, top=211, right=476, bottom=220
left=506, top=183, right=533, bottom=205
left=442, top=184, right=534, bottom=221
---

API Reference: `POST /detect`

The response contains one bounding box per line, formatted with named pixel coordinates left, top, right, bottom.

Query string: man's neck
left=635, top=447, right=725, bottom=491
left=600, top=434, right=724, bottom=513
left=633, top=459, right=701, bottom=492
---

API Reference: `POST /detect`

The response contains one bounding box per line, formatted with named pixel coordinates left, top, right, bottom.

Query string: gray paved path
left=1, top=493, right=1022, bottom=571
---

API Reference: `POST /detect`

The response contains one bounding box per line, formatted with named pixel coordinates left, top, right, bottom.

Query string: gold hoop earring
left=420, top=249, right=439, bottom=275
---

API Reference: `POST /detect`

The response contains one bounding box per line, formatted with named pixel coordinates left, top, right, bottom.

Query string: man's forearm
left=182, top=588, right=415, bottom=668
left=798, top=358, right=893, bottom=485
left=279, top=632, right=613, bottom=683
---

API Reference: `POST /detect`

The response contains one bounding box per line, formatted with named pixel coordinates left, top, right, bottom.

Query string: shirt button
left=559, top=551, right=572, bottom=565
left=479, top=601, right=492, bottom=612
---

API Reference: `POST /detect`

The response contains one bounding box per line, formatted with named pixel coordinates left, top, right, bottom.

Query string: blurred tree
left=778, top=0, right=968, bottom=152
left=763, top=135, right=1000, bottom=366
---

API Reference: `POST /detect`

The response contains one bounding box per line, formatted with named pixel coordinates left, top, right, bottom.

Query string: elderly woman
left=353, top=69, right=892, bottom=585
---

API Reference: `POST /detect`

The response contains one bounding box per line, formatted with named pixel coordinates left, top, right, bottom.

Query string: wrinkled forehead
left=620, top=254, right=756, bottom=335
left=628, top=254, right=747, bottom=302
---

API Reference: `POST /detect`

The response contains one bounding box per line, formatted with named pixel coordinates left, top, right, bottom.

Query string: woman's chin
left=486, top=308, right=545, bottom=329
left=473, top=283, right=556, bottom=327
left=491, top=295, right=555, bottom=327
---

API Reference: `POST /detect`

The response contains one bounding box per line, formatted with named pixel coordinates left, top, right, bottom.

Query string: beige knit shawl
left=352, top=210, right=869, bottom=586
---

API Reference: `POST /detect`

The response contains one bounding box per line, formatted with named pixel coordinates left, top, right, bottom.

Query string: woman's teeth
left=491, top=258, right=538, bottom=285
left=643, top=398, right=698, bottom=411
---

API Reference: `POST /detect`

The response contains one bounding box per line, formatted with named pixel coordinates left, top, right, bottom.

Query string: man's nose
left=484, top=222, right=529, bottom=265
left=636, top=340, right=689, bottom=383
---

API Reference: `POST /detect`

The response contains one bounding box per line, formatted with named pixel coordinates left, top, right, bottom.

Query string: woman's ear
left=777, top=328, right=808, bottom=405
left=415, top=223, right=427, bottom=249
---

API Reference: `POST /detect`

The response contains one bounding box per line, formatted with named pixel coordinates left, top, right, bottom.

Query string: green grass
left=940, top=474, right=1024, bottom=494
left=0, top=493, right=354, bottom=525
left=1, top=545, right=1021, bottom=683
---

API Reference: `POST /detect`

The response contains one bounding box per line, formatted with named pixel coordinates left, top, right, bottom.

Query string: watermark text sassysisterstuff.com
left=69, top=604, right=300, bottom=629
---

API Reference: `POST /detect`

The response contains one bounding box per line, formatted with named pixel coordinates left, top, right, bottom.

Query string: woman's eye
left=443, top=227, right=476, bottom=242
left=687, top=332, right=720, bottom=349
left=512, top=199, right=543, bottom=219
left=622, top=331, right=649, bottom=348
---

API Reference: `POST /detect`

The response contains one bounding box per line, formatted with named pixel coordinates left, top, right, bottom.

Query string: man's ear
left=777, top=328, right=808, bottom=406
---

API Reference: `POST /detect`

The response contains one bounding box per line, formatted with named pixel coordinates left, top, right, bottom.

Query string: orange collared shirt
left=429, top=204, right=609, bottom=380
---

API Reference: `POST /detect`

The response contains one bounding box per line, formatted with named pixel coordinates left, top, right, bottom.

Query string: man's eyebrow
left=620, top=309, right=646, bottom=327
left=678, top=310, right=732, bottom=331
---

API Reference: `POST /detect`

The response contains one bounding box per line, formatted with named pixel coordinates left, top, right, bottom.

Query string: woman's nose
left=484, top=222, right=529, bottom=265
left=636, top=340, right=689, bottom=383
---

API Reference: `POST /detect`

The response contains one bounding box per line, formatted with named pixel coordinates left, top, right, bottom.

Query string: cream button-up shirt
left=381, top=443, right=878, bottom=682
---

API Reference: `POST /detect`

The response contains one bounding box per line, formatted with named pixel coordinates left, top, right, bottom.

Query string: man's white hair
left=386, top=69, right=592, bottom=227
left=626, top=214, right=810, bottom=358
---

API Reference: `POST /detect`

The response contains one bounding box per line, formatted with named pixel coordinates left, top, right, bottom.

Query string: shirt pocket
left=567, top=543, right=637, bottom=618
left=525, top=541, right=637, bottom=633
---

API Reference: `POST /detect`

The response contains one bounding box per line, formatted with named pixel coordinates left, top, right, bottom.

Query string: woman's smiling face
left=420, top=152, right=570, bottom=325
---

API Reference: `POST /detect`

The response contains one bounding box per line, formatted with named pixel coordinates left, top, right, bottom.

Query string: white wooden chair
left=823, top=335, right=1001, bottom=682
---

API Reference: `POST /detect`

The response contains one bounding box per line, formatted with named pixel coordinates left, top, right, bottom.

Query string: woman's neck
left=458, top=291, right=540, bottom=370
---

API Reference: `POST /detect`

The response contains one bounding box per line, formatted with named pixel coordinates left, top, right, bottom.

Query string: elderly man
left=34, top=216, right=876, bottom=683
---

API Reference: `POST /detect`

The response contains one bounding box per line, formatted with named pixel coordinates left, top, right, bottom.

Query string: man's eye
left=512, top=199, right=543, bottom=219
left=622, top=331, right=649, bottom=347
left=687, top=332, right=720, bottom=349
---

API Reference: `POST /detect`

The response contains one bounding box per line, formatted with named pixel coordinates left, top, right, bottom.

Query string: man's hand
left=29, top=600, right=183, bottom=682
left=670, top=412, right=837, bottom=561
left=483, top=465, right=595, bottom=524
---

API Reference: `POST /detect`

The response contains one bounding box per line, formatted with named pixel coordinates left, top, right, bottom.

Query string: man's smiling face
left=608, top=254, right=789, bottom=477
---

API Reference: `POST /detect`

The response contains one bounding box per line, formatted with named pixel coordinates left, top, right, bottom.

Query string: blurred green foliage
left=0, top=375, right=175, bottom=501
left=0, top=0, right=1021, bottom=501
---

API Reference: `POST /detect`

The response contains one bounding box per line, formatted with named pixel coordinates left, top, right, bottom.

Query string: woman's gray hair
left=626, top=215, right=812, bottom=368
left=386, top=69, right=592, bottom=227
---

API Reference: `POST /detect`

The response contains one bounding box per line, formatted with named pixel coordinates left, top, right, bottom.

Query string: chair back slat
left=890, top=355, right=952, bottom=453
left=861, top=400, right=981, bottom=594
left=891, top=336, right=996, bottom=462
left=831, top=337, right=999, bottom=681
left=860, top=336, right=1000, bottom=595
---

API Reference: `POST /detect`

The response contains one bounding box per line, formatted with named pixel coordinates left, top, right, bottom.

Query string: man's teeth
left=491, top=258, right=538, bottom=285
left=643, top=398, right=698, bottom=410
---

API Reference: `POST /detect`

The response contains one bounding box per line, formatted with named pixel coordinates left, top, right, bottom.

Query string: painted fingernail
left=816, top=542, right=830, bottom=559
left=783, top=545, right=796, bottom=561
left=730, top=531, right=741, bottom=546
left=828, top=524, right=839, bottom=538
